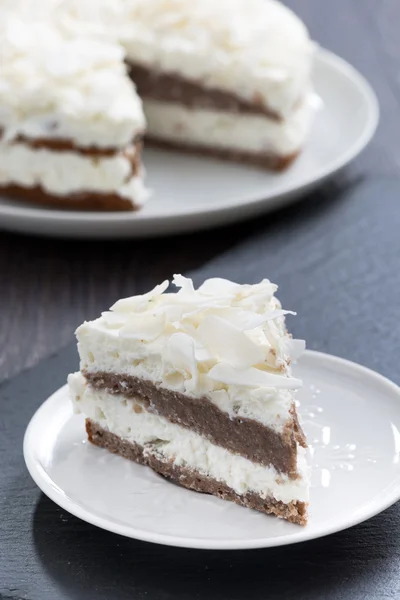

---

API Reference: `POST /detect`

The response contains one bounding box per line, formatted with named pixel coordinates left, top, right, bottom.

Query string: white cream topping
left=0, top=17, right=146, bottom=148
left=69, top=372, right=309, bottom=504
left=0, top=141, right=148, bottom=204
left=144, top=97, right=314, bottom=156
left=76, top=276, right=305, bottom=430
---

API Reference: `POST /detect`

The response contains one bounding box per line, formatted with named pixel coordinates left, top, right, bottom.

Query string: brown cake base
left=0, top=184, right=140, bottom=211
left=86, top=419, right=308, bottom=525
left=147, top=138, right=299, bottom=171
left=85, top=371, right=306, bottom=477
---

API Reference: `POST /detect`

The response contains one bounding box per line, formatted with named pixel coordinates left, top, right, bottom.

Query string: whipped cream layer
left=70, top=372, right=309, bottom=504
left=0, top=18, right=146, bottom=149
left=0, top=142, right=148, bottom=204
left=144, top=97, right=314, bottom=156
left=76, top=276, right=305, bottom=430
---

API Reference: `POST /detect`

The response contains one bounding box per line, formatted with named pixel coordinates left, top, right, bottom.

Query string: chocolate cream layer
left=129, top=62, right=289, bottom=119
left=0, top=129, right=143, bottom=157
left=84, top=371, right=307, bottom=477
left=86, top=418, right=307, bottom=525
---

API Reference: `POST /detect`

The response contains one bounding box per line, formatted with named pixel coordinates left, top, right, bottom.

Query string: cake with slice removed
left=0, top=17, right=148, bottom=211
left=68, top=275, right=309, bottom=524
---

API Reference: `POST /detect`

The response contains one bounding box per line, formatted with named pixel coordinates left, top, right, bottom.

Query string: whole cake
left=0, top=18, right=147, bottom=211
left=68, top=276, right=309, bottom=524
left=0, top=0, right=316, bottom=211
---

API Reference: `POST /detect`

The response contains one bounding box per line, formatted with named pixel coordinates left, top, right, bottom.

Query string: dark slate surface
left=1, top=178, right=400, bottom=600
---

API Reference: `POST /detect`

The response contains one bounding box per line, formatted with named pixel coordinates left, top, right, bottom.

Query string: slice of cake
left=68, top=275, right=309, bottom=524
left=0, top=18, right=148, bottom=211
left=120, top=0, right=316, bottom=170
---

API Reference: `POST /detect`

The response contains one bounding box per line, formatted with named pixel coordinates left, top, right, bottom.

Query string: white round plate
left=2, top=49, right=378, bottom=239
left=24, top=350, right=400, bottom=550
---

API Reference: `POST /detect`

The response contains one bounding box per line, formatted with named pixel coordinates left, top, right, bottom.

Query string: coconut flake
left=207, top=363, right=302, bottom=389
left=218, top=308, right=296, bottom=331
left=194, top=343, right=214, bottom=362
left=164, top=332, right=198, bottom=388
left=110, top=280, right=169, bottom=313
left=197, top=278, right=242, bottom=297
left=285, top=338, right=306, bottom=361
left=172, top=274, right=195, bottom=295
left=101, top=311, right=130, bottom=327
left=197, top=315, right=264, bottom=369
left=119, top=312, right=165, bottom=341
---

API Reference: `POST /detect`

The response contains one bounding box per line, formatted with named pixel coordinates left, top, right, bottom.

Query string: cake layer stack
left=69, top=276, right=309, bottom=524
left=0, top=18, right=148, bottom=210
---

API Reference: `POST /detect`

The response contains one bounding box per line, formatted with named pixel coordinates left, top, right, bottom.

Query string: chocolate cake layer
left=129, top=63, right=283, bottom=119
left=0, top=184, right=140, bottom=211
left=84, top=372, right=307, bottom=477
left=86, top=419, right=307, bottom=525
left=0, top=130, right=144, bottom=157
left=147, top=138, right=299, bottom=171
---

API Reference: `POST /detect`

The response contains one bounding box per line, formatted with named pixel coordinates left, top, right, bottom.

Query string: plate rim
left=24, top=350, right=400, bottom=551
left=1, top=48, right=379, bottom=233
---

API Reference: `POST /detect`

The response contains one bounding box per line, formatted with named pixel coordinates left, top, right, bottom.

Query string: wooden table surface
left=1, top=0, right=399, bottom=382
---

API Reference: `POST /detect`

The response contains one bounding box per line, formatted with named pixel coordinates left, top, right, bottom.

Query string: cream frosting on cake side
left=76, top=276, right=305, bottom=430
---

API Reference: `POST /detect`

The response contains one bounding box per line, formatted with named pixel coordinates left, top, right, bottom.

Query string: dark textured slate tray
left=1, top=178, right=400, bottom=600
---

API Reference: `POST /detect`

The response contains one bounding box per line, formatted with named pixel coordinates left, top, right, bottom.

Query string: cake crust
left=86, top=419, right=308, bottom=525
left=0, top=184, right=140, bottom=211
